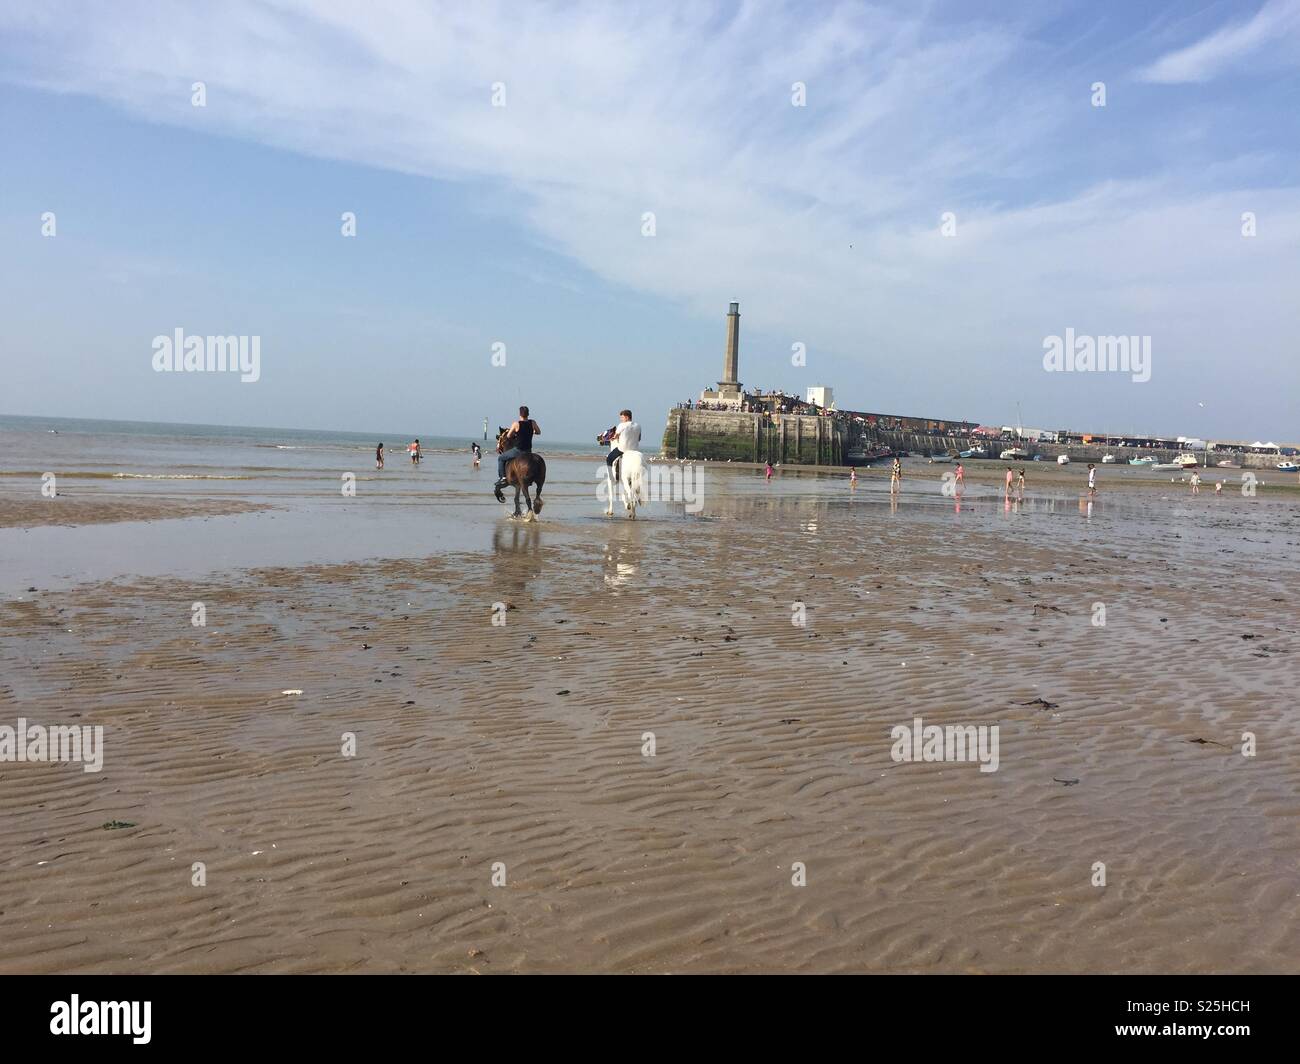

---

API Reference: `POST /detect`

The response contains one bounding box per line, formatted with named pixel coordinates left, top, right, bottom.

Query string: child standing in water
left=849, top=467, right=857, bottom=485
left=1016, top=467, right=1026, bottom=500
left=376, top=443, right=384, bottom=470
left=890, top=457, right=902, bottom=494
left=765, top=461, right=774, bottom=480
left=1004, top=467, right=1014, bottom=499
left=954, top=462, right=964, bottom=492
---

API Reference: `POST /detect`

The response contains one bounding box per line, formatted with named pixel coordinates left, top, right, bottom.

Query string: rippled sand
left=1, top=481, right=1297, bottom=973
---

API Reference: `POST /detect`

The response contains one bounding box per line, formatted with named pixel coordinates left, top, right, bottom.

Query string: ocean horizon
left=0, top=412, right=600, bottom=456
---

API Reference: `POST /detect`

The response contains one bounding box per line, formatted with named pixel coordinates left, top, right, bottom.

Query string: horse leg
left=621, top=459, right=639, bottom=519
left=616, top=458, right=632, bottom=516
left=604, top=464, right=615, bottom=516
left=512, top=483, right=523, bottom=518
left=521, top=482, right=535, bottom=522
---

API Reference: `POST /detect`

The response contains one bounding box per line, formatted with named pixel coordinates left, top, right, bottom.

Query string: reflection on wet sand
left=491, top=520, right=544, bottom=598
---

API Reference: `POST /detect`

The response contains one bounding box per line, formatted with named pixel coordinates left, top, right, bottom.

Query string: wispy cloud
left=1138, top=0, right=1300, bottom=84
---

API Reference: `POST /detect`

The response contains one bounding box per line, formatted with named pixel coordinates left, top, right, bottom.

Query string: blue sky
left=1, top=0, right=1298, bottom=441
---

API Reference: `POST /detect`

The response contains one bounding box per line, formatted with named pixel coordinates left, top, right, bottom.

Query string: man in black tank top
left=496, top=405, right=541, bottom=486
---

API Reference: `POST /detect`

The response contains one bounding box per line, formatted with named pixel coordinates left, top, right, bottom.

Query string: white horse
left=604, top=449, right=646, bottom=519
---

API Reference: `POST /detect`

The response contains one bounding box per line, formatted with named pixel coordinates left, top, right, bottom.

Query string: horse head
left=496, top=426, right=509, bottom=453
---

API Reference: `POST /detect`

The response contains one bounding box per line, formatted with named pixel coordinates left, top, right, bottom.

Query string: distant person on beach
left=849, top=467, right=857, bottom=485
left=376, top=443, right=384, bottom=470
left=954, top=462, right=964, bottom=491
left=1004, top=467, right=1013, bottom=498
left=408, top=439, right=422, bottom=464
left=890, top=457, right=901, bottom=494
left=1016, top=467, right=1026, bottom=499
left=471, top=442, right=481, bottom=466
left=765, top=461, right=774, bottom=480
left=1215, top=479, right=1223, bottom=496
left=496, top=406, right=540, bottom=488
left=1190, top=470, right=1201, bottom=495
left=1087, top=463, right=1096, bottom=496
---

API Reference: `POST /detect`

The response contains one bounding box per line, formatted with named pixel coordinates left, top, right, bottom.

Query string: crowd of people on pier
left=676, top=393, right=975, bottom=435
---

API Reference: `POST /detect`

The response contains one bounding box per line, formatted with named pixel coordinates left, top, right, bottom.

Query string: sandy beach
left=2, top=438, right=1297, bottom=973
left=0, top=495, right=268, bottom=530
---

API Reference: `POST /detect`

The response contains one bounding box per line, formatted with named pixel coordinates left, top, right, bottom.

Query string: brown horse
left=494, top=427, right=546, bottom=520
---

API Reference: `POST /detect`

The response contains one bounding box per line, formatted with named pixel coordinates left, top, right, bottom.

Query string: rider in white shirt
left=604, top=410, right=641, bottom=471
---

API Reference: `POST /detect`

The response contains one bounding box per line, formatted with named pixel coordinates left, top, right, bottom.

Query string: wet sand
left=0, top=495, right=268, bottom=530
left=1, top=472, right=1297, bottom=973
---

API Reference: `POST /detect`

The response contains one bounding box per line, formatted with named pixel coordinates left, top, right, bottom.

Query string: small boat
left=1175, top=454, right=1198, bottom=468
left=1000, top=448, right=1029, bottom=460
left=958, top=447, right=986, bottom=459
left=1129, top=456, right=1156, bottom=466
left=1101, top=453, right=1117, bottom=463
left=1216, top=460, right=1237, bottom=468
left=1151, top=462, right=1182, bottom=471
left=1279, top=461, right=1299, bottom=473
left=1057, top=454, right=1070, bottom=465
left=928, top=454, right=952, bottom=463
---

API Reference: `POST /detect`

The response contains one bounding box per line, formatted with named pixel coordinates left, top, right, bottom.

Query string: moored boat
left=1129, top=456, right=1156, bottom=466
left=1057, top=454, right=1070, bottom=465
left=846, top=447, right=894, bottom=465
left=999, top=448, right=1029, bottom=460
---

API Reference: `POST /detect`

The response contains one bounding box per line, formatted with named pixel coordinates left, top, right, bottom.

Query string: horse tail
left=532, top=457, right=546, bottom=513
left=622, top=451, right=645, bottom=505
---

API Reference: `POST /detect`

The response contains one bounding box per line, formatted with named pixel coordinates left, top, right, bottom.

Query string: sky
left=1, top=0, right=1298, bottom=442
